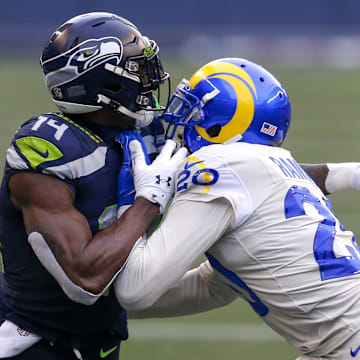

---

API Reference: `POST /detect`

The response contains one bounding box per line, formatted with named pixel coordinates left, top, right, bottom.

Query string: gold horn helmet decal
left=189, top=61, right=258, bottom=144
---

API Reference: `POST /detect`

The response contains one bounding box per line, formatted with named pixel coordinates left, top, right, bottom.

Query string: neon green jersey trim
left=55, top=113, right=102, bottom=143
left=98, top=204, right=117, bottom=230
left=143, top=45, right=155, bottom=59
left=153, top=95, right=160, bottom=109
left=16, top=136, right=63, bottom=170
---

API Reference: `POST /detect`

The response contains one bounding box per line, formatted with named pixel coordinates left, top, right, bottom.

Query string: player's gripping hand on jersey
left=129, top=139, right=188, bottom=213
left=115, top=129, right=151, bottom=218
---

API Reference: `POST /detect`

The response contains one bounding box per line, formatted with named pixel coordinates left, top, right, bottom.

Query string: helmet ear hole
left=92, top=21, right=106, bottom=28
left=206, top=124, right=221, bottom=137
left=69, top=37, right=80, bottom=50
left=104, top=83, right=123, bottom=92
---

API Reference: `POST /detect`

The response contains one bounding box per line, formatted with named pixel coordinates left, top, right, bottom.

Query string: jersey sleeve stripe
left=42, top=146, right=108, bottom=180
left=6, top=145, right=29, bottom=170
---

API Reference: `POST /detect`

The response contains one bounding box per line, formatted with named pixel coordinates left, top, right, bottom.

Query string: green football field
left=0, top=58, right=360, bottom=359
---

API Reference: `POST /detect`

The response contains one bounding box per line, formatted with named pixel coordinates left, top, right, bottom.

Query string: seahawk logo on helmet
left=40, top=12, right=170, bottom=122
left=43, top=37, right=124, bottom=90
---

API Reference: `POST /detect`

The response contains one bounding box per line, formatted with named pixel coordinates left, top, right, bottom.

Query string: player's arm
left=114, top=196, right=235, bottom=311
left=8, top=139, right=187, bottom=305
left=300, top=163, right=360, bottom=195
left=127, top=260, right=237, bottom=319
left=9, top=171, right=159, bottom=299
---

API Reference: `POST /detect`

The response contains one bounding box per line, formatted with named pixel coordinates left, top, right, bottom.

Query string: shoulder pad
left=7, top=113, right=107, bottom=179
left=175, top=151, right=221, bottom=196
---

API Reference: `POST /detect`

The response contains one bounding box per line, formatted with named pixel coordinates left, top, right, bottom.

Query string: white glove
left=130, top=139, right=188, bottom=213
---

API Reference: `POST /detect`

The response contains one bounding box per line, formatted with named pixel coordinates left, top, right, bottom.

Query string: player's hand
left=130, top=139, right=188, bottom=213
left=115, top=130, right=151, bottom=218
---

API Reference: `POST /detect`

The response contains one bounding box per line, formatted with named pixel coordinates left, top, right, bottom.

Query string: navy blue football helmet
left=40, top=12, right=169, bottom=126
left=159, top=58, right=291, bottom=152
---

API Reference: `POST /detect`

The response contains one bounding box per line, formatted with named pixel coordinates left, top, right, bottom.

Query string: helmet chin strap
left=96, top=94, right=155, bottom=127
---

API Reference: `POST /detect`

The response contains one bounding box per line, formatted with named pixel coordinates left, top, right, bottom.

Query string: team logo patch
left=260, top=122, right=277, bottom=137
left=43, top=37, right=123, bottom=89
left=17, top=327, right=30, bottom=336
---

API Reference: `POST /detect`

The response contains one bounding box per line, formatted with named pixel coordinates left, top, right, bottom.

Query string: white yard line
left=129, top=322, right=284, bottom=342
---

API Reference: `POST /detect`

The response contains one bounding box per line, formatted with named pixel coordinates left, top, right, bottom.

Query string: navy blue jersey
left=0, top=112, right=128, bottom=348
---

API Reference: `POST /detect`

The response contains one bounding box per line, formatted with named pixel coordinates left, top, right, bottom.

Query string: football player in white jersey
left=112, top=58, right=360, bottom=360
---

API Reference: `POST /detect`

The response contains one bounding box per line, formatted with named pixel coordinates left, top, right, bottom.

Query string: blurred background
left=1, top=1, right=360, bottom=359
left=3, top=0, right=360, bottom=67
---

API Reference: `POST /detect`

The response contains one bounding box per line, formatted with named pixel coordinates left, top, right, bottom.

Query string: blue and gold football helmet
left=159, top=58, right=291, bottom=152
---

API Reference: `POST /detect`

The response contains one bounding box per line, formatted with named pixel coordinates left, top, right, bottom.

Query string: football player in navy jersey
left=0, top=12, right=187, bottom=359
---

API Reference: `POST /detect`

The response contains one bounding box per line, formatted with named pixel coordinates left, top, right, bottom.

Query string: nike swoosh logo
left=184, top=160, right=204, bottom=169
left=28, top=145, right=49, bottom=158
left=100, top=345, right=118, bottom=358
left=351, top=345, right=360, bottom=357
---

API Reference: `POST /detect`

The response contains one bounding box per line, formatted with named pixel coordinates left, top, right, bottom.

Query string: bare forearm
left=24, top=197, right=159, bottom=294
left=10, top=171, right=162, bottom=298
left=300, top=163, right=329, bottom=194
left=82, top=197, right=159, bottom=292
left=69, top=197, right=159, bottom=293
left=301, top=162, right=360, bottom=195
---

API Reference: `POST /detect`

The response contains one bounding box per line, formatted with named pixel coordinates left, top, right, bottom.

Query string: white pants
left=0, top=320, right=41, bottom=358
left=296, top=328, right=360, bottom=360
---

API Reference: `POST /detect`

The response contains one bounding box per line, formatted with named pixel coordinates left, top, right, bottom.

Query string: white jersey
left=115, top=142, right=360, bottom=357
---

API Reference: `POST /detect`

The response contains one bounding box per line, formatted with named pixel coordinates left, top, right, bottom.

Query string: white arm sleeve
left=128, top=260, right=238, bottom=318
left=325, top=162, right=360, bottom=193
left=28, top=232, right=123, bottom=305
left=114, top=197, right=234, bottom=311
